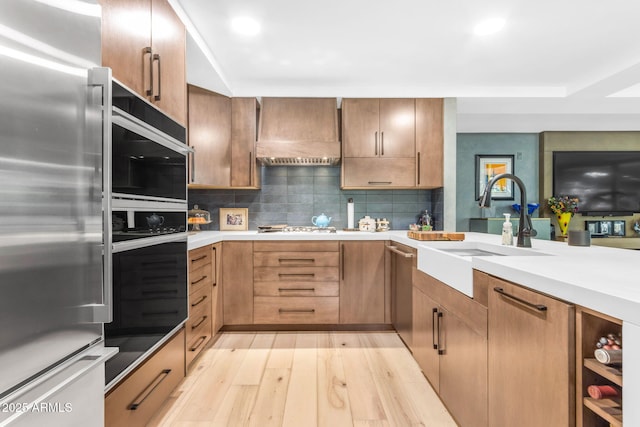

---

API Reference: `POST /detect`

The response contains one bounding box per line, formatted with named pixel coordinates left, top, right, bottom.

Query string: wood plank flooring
left=148, top=331, right=457, bottom=427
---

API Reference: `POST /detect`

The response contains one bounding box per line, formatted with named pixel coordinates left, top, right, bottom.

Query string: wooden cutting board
left=407, top=231, right=465, bottom=241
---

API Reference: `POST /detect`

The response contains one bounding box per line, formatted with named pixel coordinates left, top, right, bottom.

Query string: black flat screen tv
left=553, top=151, right=640, bottom=216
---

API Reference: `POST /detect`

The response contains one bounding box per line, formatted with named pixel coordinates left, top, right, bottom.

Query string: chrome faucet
left=478, top=173, right=537, bottom=247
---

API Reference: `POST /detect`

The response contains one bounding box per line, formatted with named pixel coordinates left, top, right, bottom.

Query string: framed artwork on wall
left=219, top=208, right=249, bottom=231
left=475, top=155, right=515, bottom=200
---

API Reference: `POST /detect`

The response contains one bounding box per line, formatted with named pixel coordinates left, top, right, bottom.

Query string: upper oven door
left=111, top=81, right=189, bottom=203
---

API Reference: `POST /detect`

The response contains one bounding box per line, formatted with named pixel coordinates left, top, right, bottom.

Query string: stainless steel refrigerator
left=0, top=1, right=116, bottom=425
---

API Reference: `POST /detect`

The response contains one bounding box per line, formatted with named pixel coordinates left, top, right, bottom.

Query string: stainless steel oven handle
left=88, top=67, right=113, bottom=324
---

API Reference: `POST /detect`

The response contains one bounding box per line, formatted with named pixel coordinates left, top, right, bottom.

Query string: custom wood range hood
left=256, top=97, right=341, bottom=166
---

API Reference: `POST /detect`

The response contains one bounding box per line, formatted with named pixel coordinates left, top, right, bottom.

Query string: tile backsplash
left=188, top=166, right=442, bottom=231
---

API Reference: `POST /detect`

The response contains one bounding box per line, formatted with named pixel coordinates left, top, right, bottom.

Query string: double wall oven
left=105, top=80, right=190, bottom=390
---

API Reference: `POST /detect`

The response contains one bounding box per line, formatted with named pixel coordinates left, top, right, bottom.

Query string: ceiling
left=171, top=0, right=640, bottom=132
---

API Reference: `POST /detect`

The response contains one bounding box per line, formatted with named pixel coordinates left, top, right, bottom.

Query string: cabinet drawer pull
left=386, top=245, right=415, bottom=258
left=191, top=275, right=207, bottom=285
left=432, top=308, right=438, bottom=350
left=493, top=287, right=547, bottom=312
left=278, top=308, right=315, bottom=314
left=152, top=53, right=161, bottom=101
left=278, top=258, right=315, bottom=263
left=367, top=181, right=392, bottom=185
left=191, top=315, right=208, bottom=329
left=437, top=311, right=444, bottom=355
left=278, top=287, right=316, bottom=292
left=278, top=273, right=315, bottom=278
left=143, top=46, right=153, bottom=97
left=375, top=131, right=378, bottom=155
left=191, top=295, right=207, bottom=307
left=129, top=369, right=171, bottom=410
left=191, top=255, right=207, bottom=263
left=190, top=336, right=207, bottom=352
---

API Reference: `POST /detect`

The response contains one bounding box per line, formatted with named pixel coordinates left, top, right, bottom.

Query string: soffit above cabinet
left=256, top=97, right=340, bottom=166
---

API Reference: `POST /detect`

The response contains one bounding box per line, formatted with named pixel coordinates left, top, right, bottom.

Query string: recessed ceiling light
left=473, top=18, right=505, bottom=36
left=231, top=16, right=261, bottom=36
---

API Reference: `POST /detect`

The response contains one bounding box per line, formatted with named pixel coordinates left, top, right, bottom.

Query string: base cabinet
left=482, top=271, right=575, bottom=427
left=340, top=241, right=386, bottom=324
left=222, top=241, right=254, bottom=325
left=105, top=329, right=185, bottom=427
left=413, top=270, right=487, bottom=427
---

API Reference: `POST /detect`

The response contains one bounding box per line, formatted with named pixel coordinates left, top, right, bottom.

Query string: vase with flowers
left=547, top=195, right=579, bottom=236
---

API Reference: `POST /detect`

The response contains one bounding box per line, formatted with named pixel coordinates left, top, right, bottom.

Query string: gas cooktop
left=257, top=225, right=337, bottom=233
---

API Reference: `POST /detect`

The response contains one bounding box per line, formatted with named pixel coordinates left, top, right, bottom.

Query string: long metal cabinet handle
left=191, top=315, right=208, bottom=329
left=89, top=67, right=113, bottom=324
left=279, top=309, right=315, bottom=313
left=368, top=181, right=392, bottom=185
left=191, top=255, right=207, bottom=263
left=386, top=245, right=415, bottom=258
left=381, top=131, right=384, bottom=155
left=374, top=131, right=378, bottom=155
left=437, top=312, right=444, bottom=355
left=493, top=287, right=548, bottom=312
left=278, top=287, right=316, bottom=292
left=417, top=152, right=421, bottom=185
left=129, top=369, right=171, bottom=410
left=191, top=275, right=207, bottom=285
left=212, top=246, right=217, bottom=286
left=143, top=47, right=153, bottom=96
left=249, top=151, right=253, bottom=187
left=190, top=146, right=196, bottom=182
left=341, top=244, right=345, bottom=280
left=191, top=295, right=207, bottom=307
left=432, top=308, right=438, bottom=349
left=153, top=53, right=161, bottom=101
left=278, top=273, right=315, bottom=278
left=278, top=258, right=315, bottom=263
left=190, top=336, right=207, bottom=351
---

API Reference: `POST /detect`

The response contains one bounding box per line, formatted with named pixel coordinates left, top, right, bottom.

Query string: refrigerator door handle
left=87, top=67, right=113, bottom=324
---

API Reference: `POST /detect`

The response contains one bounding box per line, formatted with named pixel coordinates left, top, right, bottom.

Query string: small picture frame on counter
left=219, top=208, right=248, bottom=231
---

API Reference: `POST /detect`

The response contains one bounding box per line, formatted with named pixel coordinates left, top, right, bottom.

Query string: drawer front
left=254, top=296, right=339, bottom=324
left=254, top=251, right=339, bottom=267
left=186, top=299, right=212, bottom=350
left=189, top=264, right=212, bottom=296
left=343, top=157, right=416, bottom=187
left=254, top=280, right=339, bottom=297
left=254, top=241, right=339, bottom=252
left=105, top=329, right=185, bottom=427
left=254, top=266, right=339, bottom=282
left=189, top=245, right=212, bottom=271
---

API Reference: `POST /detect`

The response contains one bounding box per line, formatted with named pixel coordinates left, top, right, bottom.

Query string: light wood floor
left=148, top=331, right=457, bottom=427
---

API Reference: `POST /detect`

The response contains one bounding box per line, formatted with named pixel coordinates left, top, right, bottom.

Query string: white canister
left=358, top=216, right=376, bottom=232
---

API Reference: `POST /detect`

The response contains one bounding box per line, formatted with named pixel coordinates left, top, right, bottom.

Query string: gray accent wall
left=189, top=166, right=441, bottom=231
left=456, top=133, right=539, bottom=231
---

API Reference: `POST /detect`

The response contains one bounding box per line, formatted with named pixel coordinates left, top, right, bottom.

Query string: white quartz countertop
left=188, top=230, right=640, bottom=325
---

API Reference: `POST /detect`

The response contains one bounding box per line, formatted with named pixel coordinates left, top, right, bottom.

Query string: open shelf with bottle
left=576, top=306, right=623, bottom=427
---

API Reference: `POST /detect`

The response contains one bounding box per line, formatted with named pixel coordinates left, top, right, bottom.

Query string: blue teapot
left=311, top=213, right=332, bottom=228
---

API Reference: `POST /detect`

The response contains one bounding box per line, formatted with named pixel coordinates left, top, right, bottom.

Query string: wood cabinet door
left=231, top=98, right=259, bottom=188
left=211, top=243, right=223, bottom=333
left=339, top=241, right=385, bottom=324
left=390, top=244, right=415, bottom=348
left=150, top=0, right=186, bottom=125
left=222, top=242, right=253, bottom=325
left=379, top=99, right=415, bottom=158
left=488, top=276, right=575, bottom=427
left=412, top=286, right=440, bottom=390
left=100, top=0, right=152, bottom=98
left=416, top=98, right=444, bottom=188
left=342, top=98, right=380, bottom=158
left=438, top=306, right=488, bottom=427
left=187, top=85, right=231, bottom=187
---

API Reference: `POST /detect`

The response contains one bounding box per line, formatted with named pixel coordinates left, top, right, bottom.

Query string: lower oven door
left=104, top=235, right=187, bottom=389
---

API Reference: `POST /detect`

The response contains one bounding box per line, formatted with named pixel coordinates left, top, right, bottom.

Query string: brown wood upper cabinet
left=187, top=85, right=260, bottom=189
left=341, top=98, right=443, bottom=189
left=343, top=98, right=415, bottom=158
left=100, top=0, right=187, bottom=126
